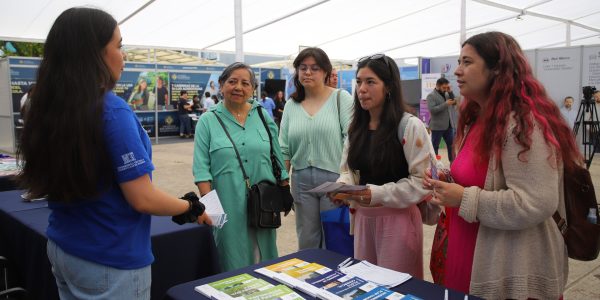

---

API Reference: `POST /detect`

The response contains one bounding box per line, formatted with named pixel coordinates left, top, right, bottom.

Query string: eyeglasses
left=358, top=53, right=388, bottom=66
left=298, top=64, right=322, bottom=73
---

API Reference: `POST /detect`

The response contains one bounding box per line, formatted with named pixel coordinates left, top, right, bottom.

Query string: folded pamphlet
left=200, top=190, right=228, bottom=228
left=340, top=261, right=411, bottom=288
left=304, top=182, right=368, bottom=194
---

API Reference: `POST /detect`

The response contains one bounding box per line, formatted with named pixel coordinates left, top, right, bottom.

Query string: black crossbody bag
left=213, top=108, right=293, bottom=229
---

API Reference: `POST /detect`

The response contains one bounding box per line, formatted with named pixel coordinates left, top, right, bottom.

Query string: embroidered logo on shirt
left=117, top=152, right=146, bottom=172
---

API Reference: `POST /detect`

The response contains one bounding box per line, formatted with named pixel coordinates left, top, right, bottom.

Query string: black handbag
left=213, top=108, right=293, bottom=229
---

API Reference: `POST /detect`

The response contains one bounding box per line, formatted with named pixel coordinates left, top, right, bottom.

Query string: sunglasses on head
left=358, top=53, right=388, bottom=65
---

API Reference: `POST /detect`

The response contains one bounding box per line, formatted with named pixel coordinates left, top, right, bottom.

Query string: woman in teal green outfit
left=193, top=62, right=289, bottom=271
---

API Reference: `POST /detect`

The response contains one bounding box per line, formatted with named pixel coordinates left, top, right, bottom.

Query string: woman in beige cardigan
left=424, top=31, right=582, bottom=299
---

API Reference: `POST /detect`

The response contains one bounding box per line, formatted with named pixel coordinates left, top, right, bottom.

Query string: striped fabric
left=278, top=89, right=354, bottom=174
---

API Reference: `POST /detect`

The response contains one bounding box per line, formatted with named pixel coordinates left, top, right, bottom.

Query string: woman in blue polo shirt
left=17, top=8, right=210, bottom=299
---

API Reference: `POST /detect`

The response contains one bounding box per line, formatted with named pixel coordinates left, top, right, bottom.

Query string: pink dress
left=444, top=122, right=488, bottom=293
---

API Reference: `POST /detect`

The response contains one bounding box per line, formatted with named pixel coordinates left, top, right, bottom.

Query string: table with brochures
left=166, top=248, right=480, bottom=300
left=0, top=155, right=18, bottom=192
left=0, top=189, right=221, bottom=300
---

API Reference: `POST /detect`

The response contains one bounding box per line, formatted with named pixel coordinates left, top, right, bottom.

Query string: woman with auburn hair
left=424, top=31, right=579, bottom=299
left=17, top=7, right=210, bottom=298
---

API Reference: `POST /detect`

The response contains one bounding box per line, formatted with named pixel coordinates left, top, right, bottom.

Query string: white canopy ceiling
left=1, top=0, right=599, bottom=61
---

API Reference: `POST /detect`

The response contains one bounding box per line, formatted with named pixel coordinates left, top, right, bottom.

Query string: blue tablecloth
left=0, top=174, right=17, bottom=192
left=165, top=248, right=481, bottom=300
left=0, top=190, right=221, bottom=300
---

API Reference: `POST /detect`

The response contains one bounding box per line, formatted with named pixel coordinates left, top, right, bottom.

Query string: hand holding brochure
left=305, top=182, right=368, bottom=194
left=200, top=190, right=228, bottom=228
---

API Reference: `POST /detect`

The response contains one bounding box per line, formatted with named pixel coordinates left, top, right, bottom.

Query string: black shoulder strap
left=256, top=108, right=283, bottom=183
left=212, top=111, right=250, bottom=189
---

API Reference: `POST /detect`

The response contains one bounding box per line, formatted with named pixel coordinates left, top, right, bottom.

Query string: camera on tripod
left=575, top=85, right=600, bottom=168
left=582, top=86, right=597, bottom=104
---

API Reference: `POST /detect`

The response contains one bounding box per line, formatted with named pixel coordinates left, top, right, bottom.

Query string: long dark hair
left=347, top=55, right=409, bottom=179
left=290, top=47, right=332, bottom=102
left=17, top=7, right=117, bottom=202
left=456, top=32, right=582, bottom=171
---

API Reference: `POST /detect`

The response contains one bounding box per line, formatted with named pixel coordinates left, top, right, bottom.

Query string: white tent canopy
left=1, top=0, right=599, bottom=61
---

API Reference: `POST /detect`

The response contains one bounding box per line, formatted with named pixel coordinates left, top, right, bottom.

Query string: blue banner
left=157, top=111, right=181, bottom=136
left=421, top=58, right=431, bottom=75
left=338, top=70, right=354, bottom=95
left=9, top=57, right=41, bottom=66
left=114, top=71, right=170, bottom=111
left=400, top=66, right=419, bottom=80
left=10, top=67, right=37, bottom=113
left=260, top=68, right=281, bottom=84
left=135, top=112, right=156, bottom=137
left=169, top=72, right=211, bottom=104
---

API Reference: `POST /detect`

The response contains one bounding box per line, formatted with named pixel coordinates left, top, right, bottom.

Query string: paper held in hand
left=304, top=182, right=368, bottom=194
left=200, top=190, right=228, bottom=229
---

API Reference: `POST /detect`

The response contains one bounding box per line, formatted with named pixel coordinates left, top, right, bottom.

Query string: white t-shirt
left=203, top=97, right=215, bottom=110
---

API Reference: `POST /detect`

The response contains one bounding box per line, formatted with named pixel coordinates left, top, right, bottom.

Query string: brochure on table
left=253, top=258, right=417, bottom=300
left=195, top=273, right=304, bottom=300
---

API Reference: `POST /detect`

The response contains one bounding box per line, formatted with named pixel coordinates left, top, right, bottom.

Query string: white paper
left=304, top=182, right=368, bottom=194
left=340, top=261, right=411, bottom=288
left=200, top=190, right=228, bottom=229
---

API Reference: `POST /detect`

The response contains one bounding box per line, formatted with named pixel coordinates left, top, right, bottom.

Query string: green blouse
left=192, top=100, right=289, bottom=271
left=278, top=89, right=353, bottom=173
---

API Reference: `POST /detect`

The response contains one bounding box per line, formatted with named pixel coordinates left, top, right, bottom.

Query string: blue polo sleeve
left=104, top=106, right=155, bottom=183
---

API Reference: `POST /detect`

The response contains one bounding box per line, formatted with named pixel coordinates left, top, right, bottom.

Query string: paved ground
left=151, top=137, right=600, bottom=299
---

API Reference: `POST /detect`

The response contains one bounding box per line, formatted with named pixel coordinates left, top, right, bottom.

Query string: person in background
left=427, top=77, right=456, bottom=162
left=207, top=80, right=218, bottom=97
left=446, top=85, right=459, bottom=135
left=203, top=94, right=216, bottom=112
left=328, top=54, right=437, bottom=278
left=560, top=96, right=577, bottom=129
left=193, top=62, right=289, bottom=271
left=178, top=90, right=193, bottom=138
left=16, top=7, right=210, bottom=299
left=192, top=95, right=203, bottom=114
left=156, top=76, right=169, bottom=110
left=273, top=90, right=286, bottom=126
left=278, top=47, right=353, bottom=250
left=129, top=78, right=149, bottom=110
left=211, top=94, right=220, bottom=105
left=424, top=31, right=578, bottom=299
left=19, top=83, right=35, bottom=124
left=327, top=68, right=338, bottom=88
left=593, top=90, right=600, bottom=119
left=259, top=91, right=276, bottom=119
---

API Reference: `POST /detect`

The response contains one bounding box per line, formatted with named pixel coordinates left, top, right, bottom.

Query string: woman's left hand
left=423, top=177, right=464, bottom=208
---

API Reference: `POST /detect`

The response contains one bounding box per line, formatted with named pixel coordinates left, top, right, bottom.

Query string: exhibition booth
left=1, top=43, right=599, bottom=153
left=0, top=57, right=282, bottom=152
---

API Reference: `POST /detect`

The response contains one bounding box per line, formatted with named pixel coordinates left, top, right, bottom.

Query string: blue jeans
left=179, top=114, right=192, bottom=135
left=431, top=127, right=455, bottom=162
left=291, top=167, right=339, bottom=250
left=47, top=240, right=151, bottom=300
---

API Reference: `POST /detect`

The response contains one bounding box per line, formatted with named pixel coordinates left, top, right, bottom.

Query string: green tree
left=0, top=41, right=44, bottom=58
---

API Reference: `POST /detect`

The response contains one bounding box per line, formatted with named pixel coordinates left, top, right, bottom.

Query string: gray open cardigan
left=459, top=115, right=568, bottom=299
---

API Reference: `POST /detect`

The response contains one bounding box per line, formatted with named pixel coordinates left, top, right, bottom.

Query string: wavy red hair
left=455, top=32, right=582, bottom=172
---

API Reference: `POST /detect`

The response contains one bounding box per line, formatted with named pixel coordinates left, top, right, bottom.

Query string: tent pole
left=566, top=22, right=571, bottom=47
left=234, top=0, right=244, bottom=62
left=460, top=0, right=466, bottom=44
